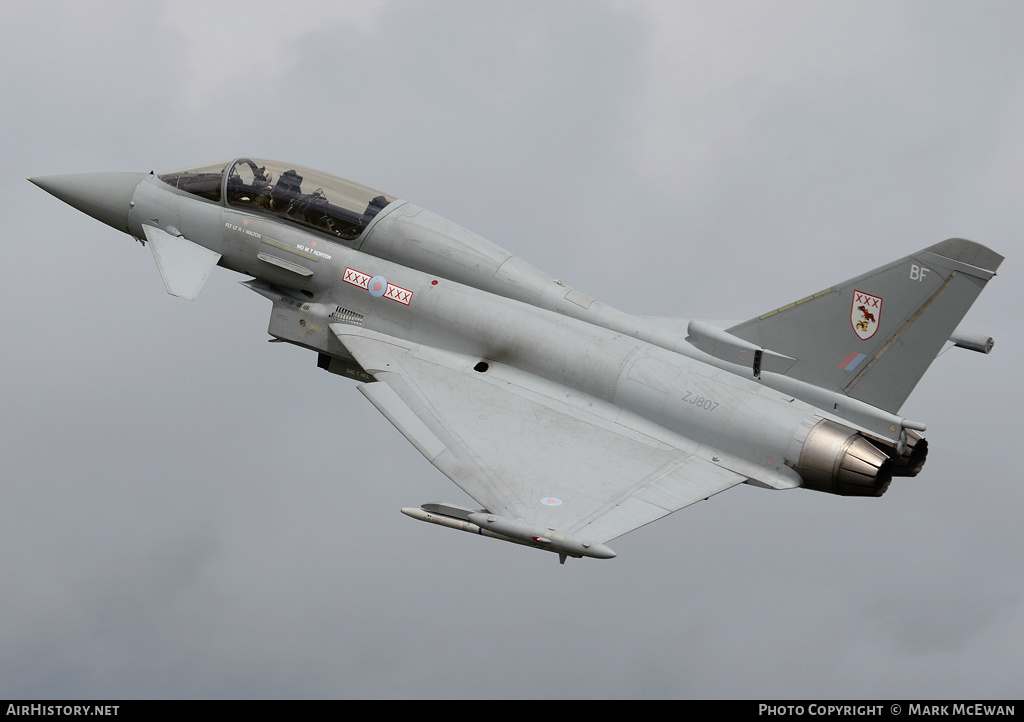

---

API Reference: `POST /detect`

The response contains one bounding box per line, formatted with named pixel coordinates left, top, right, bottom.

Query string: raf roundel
left=368, top=275, right=388, bottom=297
left=541, top=497, right=563, bottom=507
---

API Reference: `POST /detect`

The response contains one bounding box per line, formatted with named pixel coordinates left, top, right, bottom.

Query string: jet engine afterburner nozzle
left=796, top=419, right=894, bottom=497
left=863, top=428, right=929, bottom=478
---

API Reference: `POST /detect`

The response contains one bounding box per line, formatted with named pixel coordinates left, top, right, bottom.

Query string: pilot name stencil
left=297, top=243, right=332, bottom=260
left=224, top=221, right=262, bottom=238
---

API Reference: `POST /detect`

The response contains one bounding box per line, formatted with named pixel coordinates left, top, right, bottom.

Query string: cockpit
left=158, top=158, right=396, bottom=241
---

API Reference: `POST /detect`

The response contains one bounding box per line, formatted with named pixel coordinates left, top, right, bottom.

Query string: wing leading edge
left=332, top=325, right=745, bottom=556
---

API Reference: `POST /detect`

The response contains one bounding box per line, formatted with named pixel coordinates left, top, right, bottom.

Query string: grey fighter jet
left=29, top=159, right=1003, bottom=563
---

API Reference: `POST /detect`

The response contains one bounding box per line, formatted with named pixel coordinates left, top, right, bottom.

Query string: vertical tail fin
left=727, top=239, right=1003, bottom=413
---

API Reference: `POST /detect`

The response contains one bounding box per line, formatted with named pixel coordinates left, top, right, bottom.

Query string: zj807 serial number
left=682, top=391, right=718, bottom=411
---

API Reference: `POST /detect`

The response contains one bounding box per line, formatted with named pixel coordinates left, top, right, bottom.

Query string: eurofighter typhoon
left=30, top=159, right=1003, bottom=563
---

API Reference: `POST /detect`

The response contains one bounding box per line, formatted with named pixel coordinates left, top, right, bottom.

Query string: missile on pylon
left=401, top=503, right=616, bottom=563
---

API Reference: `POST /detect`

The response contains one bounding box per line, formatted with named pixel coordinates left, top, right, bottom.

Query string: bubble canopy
left=158, top=158, right=396, bottom=241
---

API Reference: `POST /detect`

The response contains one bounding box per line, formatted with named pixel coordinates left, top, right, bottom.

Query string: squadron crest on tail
left=851, top=290, right=882, bottom=340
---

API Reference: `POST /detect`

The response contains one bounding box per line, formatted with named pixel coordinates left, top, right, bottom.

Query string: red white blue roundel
left=368, top=275, right=388, bottom=297
left=541, top=497, right=563, bottom=506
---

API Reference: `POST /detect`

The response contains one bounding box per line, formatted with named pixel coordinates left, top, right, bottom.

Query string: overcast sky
left=2, top=0, right=1022, bottom=699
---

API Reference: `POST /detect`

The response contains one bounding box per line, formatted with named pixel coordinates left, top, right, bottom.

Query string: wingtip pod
left=401, top=505, right=616, bottom=560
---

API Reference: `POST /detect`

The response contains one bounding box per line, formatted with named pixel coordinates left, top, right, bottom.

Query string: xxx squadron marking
left=344, top=267, right=414, bottom=306
left=851, top=290, right=882, bottom=340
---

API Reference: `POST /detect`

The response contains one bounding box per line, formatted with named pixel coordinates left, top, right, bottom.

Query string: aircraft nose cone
left=29, top=172, right=147, bottom=234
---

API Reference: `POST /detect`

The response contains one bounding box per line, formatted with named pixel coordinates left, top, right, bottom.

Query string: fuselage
left=122, top=162, right=824, bottom=491
left=34, top=159, right=921, bottom=498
